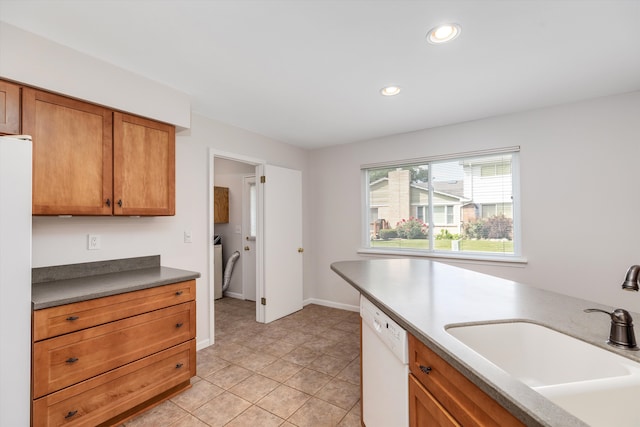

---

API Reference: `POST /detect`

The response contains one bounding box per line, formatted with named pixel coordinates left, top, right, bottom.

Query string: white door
left=258, top=164, right=303, bottom=323
left=242, top=175, right=257, bottom=301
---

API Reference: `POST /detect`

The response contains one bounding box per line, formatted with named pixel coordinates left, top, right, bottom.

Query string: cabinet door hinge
left=261, top=297, right=266, bottom=305
left=260, top=176, right=266, bottom=184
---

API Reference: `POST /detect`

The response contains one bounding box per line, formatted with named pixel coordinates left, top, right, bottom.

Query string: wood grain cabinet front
left=33, top=280, right=195, bottom=341
left=21, top=86, right=175, bottom=216
left=113, top=112, right=175, bottom=216
left=409, top=374, right=461, bottom=427
left=32, top=281, right=196, bottom=427
left=22, top=87, right=113, bottom=215
left=32, top=342, right=195, bottom=427
left=408, top=334, right=524, bottom=427
left=0, top=80, right=21, bottom=135
left=214, top=186, right=229, bottom=223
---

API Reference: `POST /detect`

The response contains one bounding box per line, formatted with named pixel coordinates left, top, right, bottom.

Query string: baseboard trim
left=196, top=338, right=212, bottom=351
left=222, top=291, right=244, bottom=300
left=303, top=297, right=359, bottom=313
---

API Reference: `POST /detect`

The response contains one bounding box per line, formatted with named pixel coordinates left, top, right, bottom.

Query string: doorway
left=210, top=151, right=263, bottom=346
left=208, top=149, right=304, bottom=347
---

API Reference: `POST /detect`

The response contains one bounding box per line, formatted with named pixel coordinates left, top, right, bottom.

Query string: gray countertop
left=331, top=258, right=640, bottom=427
left=32, top=256, right=200, bottom=310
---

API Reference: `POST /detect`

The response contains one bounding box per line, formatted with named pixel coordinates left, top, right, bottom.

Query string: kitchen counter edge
left=32, top=266, right=201, bottom=310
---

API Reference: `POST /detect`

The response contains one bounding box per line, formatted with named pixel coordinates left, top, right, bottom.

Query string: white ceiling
left=1, top=1, right=639, bottom=149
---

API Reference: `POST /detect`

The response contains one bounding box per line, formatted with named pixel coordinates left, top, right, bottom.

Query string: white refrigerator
left=0, top=135, right=32, bottom=426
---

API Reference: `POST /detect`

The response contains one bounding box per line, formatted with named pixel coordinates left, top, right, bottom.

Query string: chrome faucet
left=622, top=265, right=640, bottom=291
left=584, top=308, right=638, bottom=350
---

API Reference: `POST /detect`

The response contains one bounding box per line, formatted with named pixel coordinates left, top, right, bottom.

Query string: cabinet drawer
left=33, top=301, right=195, bottom=398
left=33, top=280, right=195, bottom=341
left=408, top=334, right=523, bottom=427
left=33, top=340, right=195, bottom=427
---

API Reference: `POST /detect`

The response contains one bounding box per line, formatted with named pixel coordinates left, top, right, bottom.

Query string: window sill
left=357, top=248, right=528, bottom=267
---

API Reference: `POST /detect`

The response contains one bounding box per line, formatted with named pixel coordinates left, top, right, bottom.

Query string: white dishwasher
left=360, top=294, right=409, bottom=427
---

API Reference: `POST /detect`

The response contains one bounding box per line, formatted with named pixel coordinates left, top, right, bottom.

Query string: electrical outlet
left=88, top=234, right=101, bottom=250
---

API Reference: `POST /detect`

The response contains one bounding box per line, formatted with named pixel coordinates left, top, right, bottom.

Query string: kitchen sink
left=446, top=321, right=636, bottom=387
left=535, top=377, right=640, bottom=426
left=446, top=321, right=640, bottom=426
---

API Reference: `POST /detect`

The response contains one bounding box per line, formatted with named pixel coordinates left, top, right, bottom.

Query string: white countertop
left=331, top=258, right=640, bottom=427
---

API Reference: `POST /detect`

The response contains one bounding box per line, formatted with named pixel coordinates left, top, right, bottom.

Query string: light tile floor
left=123, top=297, right=362, bottom=427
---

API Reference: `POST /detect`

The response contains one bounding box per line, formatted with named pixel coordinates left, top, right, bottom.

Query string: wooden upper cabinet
left=214, top=186, right=229, bottom=223
left=0, top=80, right=21, bottom=135
left=113, top=112, right=175, bottom=216
left=20, top=85, right=175, bottom=216
left=22, top=88, right=113, bottom=215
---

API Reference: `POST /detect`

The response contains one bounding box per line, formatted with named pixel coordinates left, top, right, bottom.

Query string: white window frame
left=359, top=147, right=525, bottom=264
left=415, top=205, right=428, bottom=223
left=433, top=204, right=455, bottom=226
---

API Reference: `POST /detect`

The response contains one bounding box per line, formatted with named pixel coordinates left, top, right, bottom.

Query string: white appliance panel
left=360, top=295, right=409, bottom=427
left=0, top=135, right=32, bottom=426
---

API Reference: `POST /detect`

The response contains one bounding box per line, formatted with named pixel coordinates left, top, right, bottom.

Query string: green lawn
left=371, top=238, right=513, bottom=253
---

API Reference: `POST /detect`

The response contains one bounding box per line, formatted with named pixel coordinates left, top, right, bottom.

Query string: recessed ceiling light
left=427, top=23, right=461, bottom=44
left=380, top=86, right=401, bottom=96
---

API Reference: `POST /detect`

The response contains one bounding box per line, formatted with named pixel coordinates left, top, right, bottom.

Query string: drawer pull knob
left=176, top=363, right=184, bottom=369
left=176, top=322, right=184, bottom=328
left=65, top=410, right=78, bottom=419
left=66, top=357, right=79, bottom=364
left=175, top=291, right=183, bottom=296
left=66, top=316, right=79, bottom=321
left=419, top=365, right=432, bottom=375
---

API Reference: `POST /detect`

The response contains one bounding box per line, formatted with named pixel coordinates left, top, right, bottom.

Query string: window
left=363, top=148, right=519, bottom=259
left=481, top=163, right=511, bottom=177
left=415, top=205, right=428, bottom=222
left=433, top=205, right=454, bottom=225
left=481, top=203, right=512, bottom=219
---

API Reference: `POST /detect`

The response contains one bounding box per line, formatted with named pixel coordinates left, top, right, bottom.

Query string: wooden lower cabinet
left=408, top=334, right=524, bottom=427
left=32, top=281, right=196, bottom=427
left=32, top=281, right=195, bottom=342
left=409, top=374, right=460, bottom=427
left=32, top=342, right=194, bottom=427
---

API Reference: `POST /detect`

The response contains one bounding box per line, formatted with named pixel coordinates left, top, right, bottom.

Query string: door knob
left=298, top=248, right=304, bottom=253
left=244, top=246, right=250, bottom=251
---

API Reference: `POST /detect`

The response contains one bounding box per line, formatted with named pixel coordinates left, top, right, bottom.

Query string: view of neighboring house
left=369, top=154, right=514, bottom=239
